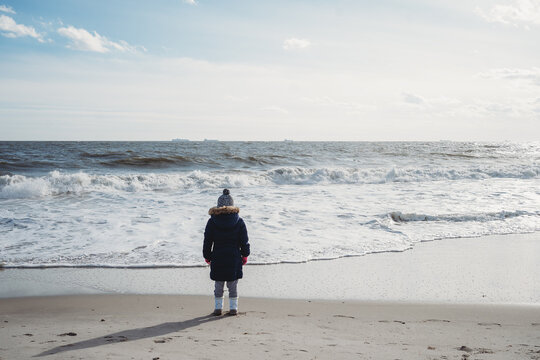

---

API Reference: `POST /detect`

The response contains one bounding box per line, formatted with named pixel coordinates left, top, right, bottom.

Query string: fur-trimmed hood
left=208, top=206, right=241, bottom=229
left=208, top=206, right=240, bottom=216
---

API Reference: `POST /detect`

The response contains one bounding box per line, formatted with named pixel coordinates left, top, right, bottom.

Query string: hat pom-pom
left=223, top=189, right=230, bottom=195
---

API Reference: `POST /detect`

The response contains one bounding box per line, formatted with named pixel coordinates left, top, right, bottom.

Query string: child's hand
left=242, top=257, right=248, bottom=265
left=205, top=259, right=211, bottom=265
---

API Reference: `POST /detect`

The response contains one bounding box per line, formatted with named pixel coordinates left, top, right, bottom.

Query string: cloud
left=478, top=67, right=540, bottom=86
left=262, top=105, right=289, bottom=114
left=301, top=96, right=374, bottom=113
left=283, top=38, right=311, bottom=50
left=57, top=26, right=145, bottom=53
left=465, top=97, right=540, bottom=118
left=183, top=0, right=197, bottom=5
left=400, top=92, right=462, bottom=112
left=0, top=4, right=15, bottom=14
left=2, top=52, right=539, bottom=141
left=398, top=91, right=538, bottom=120
left=531, top=97, right=540, bottom=113
left=401, top=92, right=426, bottom=105
left=477, top=0, right=540, bottom=28
left=0, top=14, right=44, bottom=42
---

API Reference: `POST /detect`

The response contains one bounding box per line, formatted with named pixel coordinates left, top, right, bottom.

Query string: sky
left=0, top=0, right=539, bottom=141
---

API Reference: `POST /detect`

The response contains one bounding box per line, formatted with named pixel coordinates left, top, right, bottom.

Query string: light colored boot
left=213, top=297, right=223, bottom=316
left=229, top=297, right=238, bottom=316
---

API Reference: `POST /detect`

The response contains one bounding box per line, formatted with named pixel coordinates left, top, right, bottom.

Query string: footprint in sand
left=104, top=335, right=128, bottom=342
left=39, top=340, right=57, bottom=344
left=457, top=346, right=494, bottom=355
left=423, top=319, right=451, bottom=323
left=154, top=337, right=172, bottom=344
left=57, top=332, right=77, bottom=337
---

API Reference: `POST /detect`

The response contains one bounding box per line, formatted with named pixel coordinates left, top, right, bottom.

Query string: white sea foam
left=1, top=164, right=538, bottom=199
left=1, top=178, right=539, bottom=268
left=388, top=210, right=539, bottom=223
left=1, top=142, right=539, bottom=268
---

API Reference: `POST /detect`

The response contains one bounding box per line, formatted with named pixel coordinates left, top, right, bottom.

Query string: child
left=203, top=189, right=250, bottom=316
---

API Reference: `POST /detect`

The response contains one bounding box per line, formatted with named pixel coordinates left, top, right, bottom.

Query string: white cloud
left=531, top=98, right=540, bottom=113
left=283, top=38, right=311, bottom=50
left=478, top=0, right=540, bottom=28
left=0, top=14, right=43, bottom=42
left=399, top=92, right=462, bottom=113
left=478, top=67, right=540, bottom=86
left=0, top=4, right=15, bottom=14
left=0, top=52, right=536, bottom=141
left=183, top=0, right=197, bottom=5
left=465, top=97, right=540, bottom=118
left=301, top=96, right=374, bottom=113
left=262, top=105, right=289, bottom=114
left=397, top=91, right=539, bottom=122
left=57, top=26, right=145, bottom=53
left=402, top=92, right=426, bottom=105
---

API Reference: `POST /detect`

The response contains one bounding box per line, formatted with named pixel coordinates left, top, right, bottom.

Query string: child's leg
left=214, top=281, right=225, bottom=298
left=213, top=281, right=225, bottom=314
left=226, top=280, right=238, bottom=298
left=227, top=280, right=238, bottom=314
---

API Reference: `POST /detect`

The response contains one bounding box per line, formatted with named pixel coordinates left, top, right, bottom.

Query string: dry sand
left=1, top=294, right=539, bottom=360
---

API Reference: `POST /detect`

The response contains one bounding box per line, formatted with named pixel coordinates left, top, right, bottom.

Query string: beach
left=2, top=295, right=539, bottom=360
left=1, top=233, right=539, bottom=359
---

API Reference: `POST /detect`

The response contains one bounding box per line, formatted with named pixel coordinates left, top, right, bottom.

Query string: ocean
left=0, top=141, right=539, bottom=268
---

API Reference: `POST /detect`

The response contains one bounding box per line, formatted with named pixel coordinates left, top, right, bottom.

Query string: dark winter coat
left=203, top=206, right=250, bottom=281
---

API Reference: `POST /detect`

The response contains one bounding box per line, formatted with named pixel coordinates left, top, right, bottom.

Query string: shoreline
left=1, top=232, right=539, bottom=304
left=3, top=230, right=536, bottom=270
left=0, top=232, right=532, bottom=271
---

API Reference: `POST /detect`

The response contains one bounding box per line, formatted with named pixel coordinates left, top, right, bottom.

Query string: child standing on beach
left=203, top=189, right=250, bottom=316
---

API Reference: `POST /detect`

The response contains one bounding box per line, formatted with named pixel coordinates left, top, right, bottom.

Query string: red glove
left=205, top=259, right=211, bottom=265
left=242, top=257, right=248, bottom=265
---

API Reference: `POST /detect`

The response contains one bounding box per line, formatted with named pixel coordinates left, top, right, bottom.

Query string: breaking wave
left=102, top=156, right=199, bottom=167
left=388, top=210, right=540, bottom=223
left=0, top=164, right=539, bottom=199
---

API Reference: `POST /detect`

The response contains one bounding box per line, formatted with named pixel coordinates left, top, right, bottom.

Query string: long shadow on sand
left=35, top=314, right=224, bottom=357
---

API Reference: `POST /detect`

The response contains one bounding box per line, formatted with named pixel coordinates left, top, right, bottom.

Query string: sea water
left=0, top=141, right=539, bottom=268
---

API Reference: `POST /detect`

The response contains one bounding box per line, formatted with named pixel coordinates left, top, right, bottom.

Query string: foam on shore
left=2, top=233, right=539, bottom=304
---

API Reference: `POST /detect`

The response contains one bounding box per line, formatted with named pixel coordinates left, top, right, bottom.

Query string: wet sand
left=2, top=233, right=540, bottom=303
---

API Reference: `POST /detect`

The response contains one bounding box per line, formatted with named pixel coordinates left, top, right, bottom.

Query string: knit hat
left=217, top=189, right=234, bottom=207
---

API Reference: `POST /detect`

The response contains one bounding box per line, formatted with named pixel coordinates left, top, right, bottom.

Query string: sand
left=1, top=295, right=539, bottom=359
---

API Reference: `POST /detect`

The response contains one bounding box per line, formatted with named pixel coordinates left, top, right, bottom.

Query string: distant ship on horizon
left=172, top=138, right=221, bottom=142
